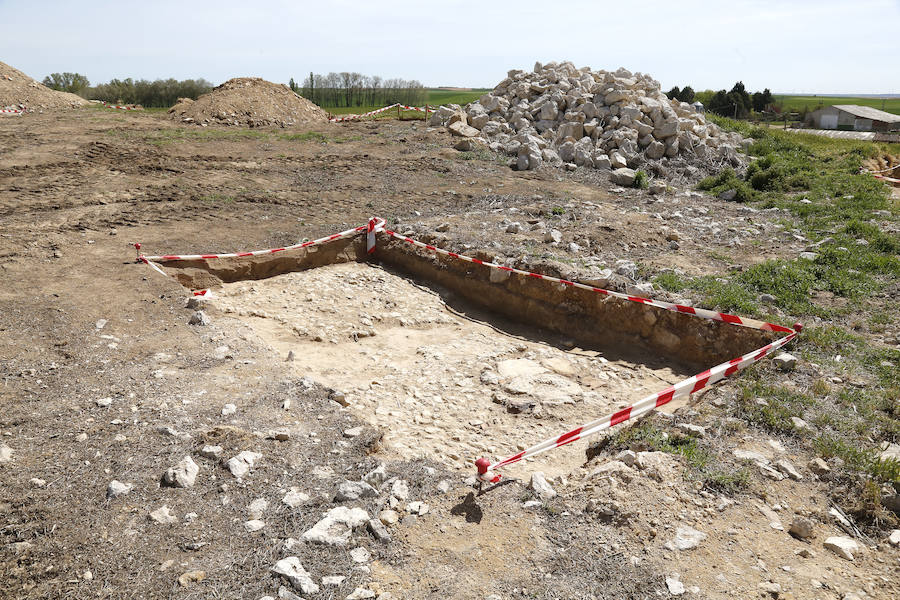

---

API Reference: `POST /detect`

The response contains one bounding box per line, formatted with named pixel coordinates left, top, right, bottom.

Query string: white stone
left=200, top=445, right=223, bottom=459
left=107, top=480, right=133, bottom=498
left=149, top=505, right=178, bottom=524
left=271, top=557, right=320, bottom=595
left=789, top=516, right=815, bottom=539
left=609, top=168, right=636, bottom=186
left=189, top=311, right=210, bottom=326
left=823, top=536, right=858, bottom=560
left=665, top=577, right=685, bottom=596
left=350, top=546, right=371, bottom=563
left=529, top=472, right=557, bottom=501
left=162, top=456, right=199, bottom=488
left=322, top=576, right=346, bottom=587
left=283, top=488, right=311, bottom=508
left=302, top=506, right=370, bottom=547
left=406, top=501, right=429, bottom=515
left=345, top=589, right=376, bottom=600
left=775, top=459, right=803, bottom=480
left=773, top=352, right=798, bottom=371
left=248, top=498, right=268, bottom=518
left=888, top=530, right=900, bottom=546
left=222, top=403, right=237, bottom=415
left=226, top=451, right=262, bottom=478
left=0, top=444, right=13, bottom=463
left=391, top=479, right=409, bottom=501
left=379, top=510, right=399, bottom=525
left=244, top=519, right=265, bottom=532
left=335, top=480, right=377, bottom=501
left=672, top=526, right=707, bottom=550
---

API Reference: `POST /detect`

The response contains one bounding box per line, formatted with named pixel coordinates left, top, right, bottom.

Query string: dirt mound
left=168, top=77, right=329, bottom=128
left=0, top=60, right=89, bottom=110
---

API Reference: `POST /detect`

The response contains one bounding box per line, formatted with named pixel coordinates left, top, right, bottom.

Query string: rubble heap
left=431, top=61, right=750, bottom=181
left=169, top=77, right=329, bottom=128
left=0, top=60, right=89, bottom=110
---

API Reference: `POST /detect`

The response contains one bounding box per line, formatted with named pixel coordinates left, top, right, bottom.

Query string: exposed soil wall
left=164, top=234, right=773, bottom=372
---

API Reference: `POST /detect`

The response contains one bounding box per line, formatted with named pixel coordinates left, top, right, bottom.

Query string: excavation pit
left=161, top=234, right=776, bottom=477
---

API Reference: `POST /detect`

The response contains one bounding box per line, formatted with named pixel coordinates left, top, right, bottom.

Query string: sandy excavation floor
left=214, top=262, right=685, bottom=478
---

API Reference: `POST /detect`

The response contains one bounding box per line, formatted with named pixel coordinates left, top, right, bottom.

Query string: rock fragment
left=226, top=451, right=261, bottom=478
left=529, top=472, right=557, bottom=502
left=161, top=456, right=200, bottom=488
left=823, top=536, right=858, bottom=560
left=271, top=557, right=320, bottom=595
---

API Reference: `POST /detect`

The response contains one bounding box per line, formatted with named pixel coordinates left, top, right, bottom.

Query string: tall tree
left=42, top=72, right=90, bottom=94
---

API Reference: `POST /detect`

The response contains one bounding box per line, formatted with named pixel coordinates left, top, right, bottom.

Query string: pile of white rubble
left=430, top=61, right=751, bottom=185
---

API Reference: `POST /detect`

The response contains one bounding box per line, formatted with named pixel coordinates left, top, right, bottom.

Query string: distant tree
left=707, top=90, right=731, bottom=116
left=42, top=72, right=90, bottom=94
left=289, top=77, right=298, bottom=93
left=678, top=86, right=695, bottom=103
left=87, top=77, right=213, bottom=108
left=693, top=90, right=715, bottom=107
left=665, top=86, right=681, bottom=100
left=727, top=81, right=752, bottom=117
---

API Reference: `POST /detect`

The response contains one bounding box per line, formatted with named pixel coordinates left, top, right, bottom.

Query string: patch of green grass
left=735, top=377, right=815, bottom=436
left=697, top=167, right=755, bottom=202
left=774, top=95, right=900, bottom=116
left=608, top=422, right=750, bottom=493
left=426, top=89, right=488, bottom=106
left=278, top=131, right=327, bottom=142
left=455, top=148, right=495, bottom=162
left=198, top=192, right=235, bottom=204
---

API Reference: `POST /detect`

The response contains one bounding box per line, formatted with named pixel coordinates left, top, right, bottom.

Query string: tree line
left=43, top=72, right=214, bottom=108
left=288, top=72, right=426, bottom=108
left=666, top=81, right=774, bottom=118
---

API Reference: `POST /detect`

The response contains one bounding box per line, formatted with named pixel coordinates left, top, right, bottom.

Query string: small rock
left=437, top=479, right=451, bottom=493
left=435, top=223, right=450, bottom=232
left=773, top=352, right=798, bottom=371
left=506, top=222, right=521, bottom=234
left=390, top=479, right=409, bottom=501
left=322, top=575, right=346, bottom=586
left=789, top=516, right=815, bottom=539
left=775, top=459, right=803, bottom=481
left=343, top=426, right=363, bottom=438
left=544, top=229, right=562, bottom=244
left=244, top=519, right=265, bottom=532
left=222, top=403, right=237, bottom=416
left=200, top=445, right=223, bottom=459
left=82, top=570, right=93, bottom=581
left=799, top=251, right=818, bottom=261
left=823, top=536, right=859, bottom=560
left=149, top=505, right=178, bottom=524
left=529, top=472, right=557, bottom=502
left=302, top=506, right=370, bottom=547
left=346, top=588, right=377, bottom=600
left=283, top=488, right=311, bottom=508
left=350, top=546, right=371, bottom=563
left=760, top=293, right=776, bottom=303
left=367, top=517, right=392, bottom=542
left=808, top=457, right=830, bottom=475
left=107, top=480, right=133, bottom=498
left=665, top=577, right=685, bottom=596
left=161, top=456, right=200, bottom=488
left=791, top=417, right=814, bottom=433
left=177, top=570, right=206, bottom=587
left=335, top=480, right=378, bottom=502
left=757, top=581, right=781, bottom=596
left=379, top=510, right=399, bottom=525
left=95, top=397, right=112, bottom=408
left=271, top=557, right=320, bottom=595
left=672, top=526, right=707, bottom=550
left=406, top=501, right=429, bottom=515
left=189, top=311, right=210, bottom=326
left=226, top=451, right=262, bottom=478
left=30, top=478, right=46, bottom=488
left=675, top=423, right=706, bottom=438
left=888, top=529, right=900, bottom=546
left=95, top=319, right=108, bottom=330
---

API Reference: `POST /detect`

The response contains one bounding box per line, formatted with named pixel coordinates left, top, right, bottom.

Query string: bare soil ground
left=1, top=108, right=897, bottom=600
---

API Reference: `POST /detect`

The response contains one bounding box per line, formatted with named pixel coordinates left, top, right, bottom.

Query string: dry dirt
left=1, top=108, right=897, bottom=600
left=168, top=77, right=329, bottom=128
left=0, top=61, right=89, bottom=110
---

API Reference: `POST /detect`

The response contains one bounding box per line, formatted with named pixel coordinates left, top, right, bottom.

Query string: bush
left=632, top=170, right=649, bottom=189
left=697, top=167, right=754, bottom=202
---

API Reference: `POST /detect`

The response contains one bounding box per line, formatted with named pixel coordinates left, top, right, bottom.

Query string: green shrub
left=633, top=170, right=649, bottom=189
left=697, top=167, right=754, bottom=202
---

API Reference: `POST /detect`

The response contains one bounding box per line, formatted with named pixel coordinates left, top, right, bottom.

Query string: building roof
left=831, top=104, right=900, bottom=123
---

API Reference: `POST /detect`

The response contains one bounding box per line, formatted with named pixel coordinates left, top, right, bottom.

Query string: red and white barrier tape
left=377, top=229, right=800, bottom=482
left=329, top=103, right=437, bottom=122
left=1, top=108, right=24, bottom=115
left=104, top=103, right=141, bottom=110
left=135, top=218, right=799, bottom=481
left=873, top=174, right=900, bottom=184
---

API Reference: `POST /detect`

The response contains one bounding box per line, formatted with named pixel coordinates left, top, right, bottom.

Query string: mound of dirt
left=169, top=77, right=329, bottom=128
left=0, top=60, right=89, bottom=110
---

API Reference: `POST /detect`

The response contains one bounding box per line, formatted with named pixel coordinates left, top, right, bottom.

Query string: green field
left=775, top=95, right=900, bottom=116
left=327, top=89, right=487, bottom=116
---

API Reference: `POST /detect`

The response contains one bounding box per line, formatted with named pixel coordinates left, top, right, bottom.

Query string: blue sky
left=1, top=0, right=898, bottom=94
